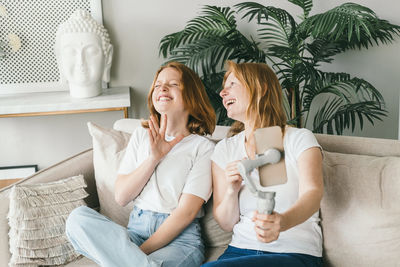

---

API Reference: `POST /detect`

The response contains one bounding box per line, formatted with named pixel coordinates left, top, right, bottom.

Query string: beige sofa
left=1, top=119, right=400, bottom=267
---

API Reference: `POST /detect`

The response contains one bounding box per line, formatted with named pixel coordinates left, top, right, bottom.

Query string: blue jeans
left=202, top=245, right=323, bottom=267
left=66, top=206, right=205, bottom=267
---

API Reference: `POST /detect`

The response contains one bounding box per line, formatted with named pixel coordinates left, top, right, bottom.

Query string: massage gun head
left=239, top=148, right=282, bottom=174
left=262, top=148, right=281, bottom=164
left=236, top=148, right=282, bottom=194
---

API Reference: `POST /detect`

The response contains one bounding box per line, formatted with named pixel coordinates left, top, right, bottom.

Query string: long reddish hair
left=223, top=61, right=286, bottom=136
left=143, top=62, right=216, bottom=136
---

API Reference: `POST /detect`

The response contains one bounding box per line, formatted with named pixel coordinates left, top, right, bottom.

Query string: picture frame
left=0, top=165, right=38, bottom=188
left=0, top=165, right=38, bottom=180
left=0, top=0, right=103, bottom=95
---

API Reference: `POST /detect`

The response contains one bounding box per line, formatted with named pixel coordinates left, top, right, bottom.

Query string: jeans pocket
left=128, top=209, right=137, bottom=224
left=128, top=207, right=146, bottom=229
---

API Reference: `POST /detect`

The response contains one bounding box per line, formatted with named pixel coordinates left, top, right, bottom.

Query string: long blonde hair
left=143, top=62, right=216, bottom=136
left=223, top=61, right=286, bottom=136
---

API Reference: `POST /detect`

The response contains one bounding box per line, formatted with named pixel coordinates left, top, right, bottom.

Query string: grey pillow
left=8, top=175, right=88, bottom=266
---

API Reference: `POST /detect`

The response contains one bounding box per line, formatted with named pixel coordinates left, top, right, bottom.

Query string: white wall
left=0, top=112, right=123, bottom=170
left=1, top=0, right=399, bottom=170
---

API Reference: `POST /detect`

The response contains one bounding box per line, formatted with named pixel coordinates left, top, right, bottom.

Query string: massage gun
left=237, top=148, right=282, bottom=214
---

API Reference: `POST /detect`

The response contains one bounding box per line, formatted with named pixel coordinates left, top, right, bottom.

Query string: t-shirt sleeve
left=182, top=140, right=215, bottom=202
left=210, top=139, right=229, bottom=170
left=118, top=127, right=145, bottom=175
left=288, top=128, right=322, bottom=161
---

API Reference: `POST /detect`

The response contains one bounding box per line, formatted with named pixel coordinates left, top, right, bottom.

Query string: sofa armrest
left=0, top=148, right=98, bottom=266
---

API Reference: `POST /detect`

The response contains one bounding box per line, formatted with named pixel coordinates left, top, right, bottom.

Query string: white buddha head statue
left=55, top=9, right=113, bottom=98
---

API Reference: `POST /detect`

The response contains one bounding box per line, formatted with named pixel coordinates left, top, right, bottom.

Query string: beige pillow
left=8, top=175, right=88, bottom=266
left=321, top=151, right=400, bottom=267
left=200, top=197, right=232, bottom=248
left=87, top=122, right=133, bottom=226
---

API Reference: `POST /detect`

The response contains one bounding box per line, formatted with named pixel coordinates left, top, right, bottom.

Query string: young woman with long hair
left=66, top=62, right=216, bottom=267
left=203, top=61, right=323, bottom=267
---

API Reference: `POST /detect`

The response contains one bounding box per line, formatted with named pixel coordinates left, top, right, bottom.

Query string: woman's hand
left=148, top=114, right=183, bottom=162
left=224, top=160, right=243, bottom=195
left=252, top=211, right=285, bottom=243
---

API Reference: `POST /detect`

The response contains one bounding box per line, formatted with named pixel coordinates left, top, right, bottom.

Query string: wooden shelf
left=0, top=87, right=130, bottom=118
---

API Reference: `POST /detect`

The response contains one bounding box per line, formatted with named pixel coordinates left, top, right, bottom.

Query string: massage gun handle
left=257, top=191, right=276, bottom=215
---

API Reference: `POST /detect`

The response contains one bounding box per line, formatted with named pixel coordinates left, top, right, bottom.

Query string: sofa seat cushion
left=321, top=151, right=400, bottom=267
left=65, top=256, right=98, bottom=266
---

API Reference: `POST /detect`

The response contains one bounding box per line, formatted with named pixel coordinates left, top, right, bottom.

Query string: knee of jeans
left=65, top=206, right=92, bottom=237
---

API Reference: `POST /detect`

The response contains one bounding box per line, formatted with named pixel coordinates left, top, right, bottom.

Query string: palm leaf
left=288, top=0, right=313, bottom=18
left=235, top=2, right=297, bottom=41
left=313, top=100, right=387, bottom=134
left=276, top=58, right=317, bottom=95
left=235, top=2, right=295, bottom=26
left=201, top=71, right=230, bottom=125
left=227, top=31, right=267, bottom=63
left=282, top=90, right=292, bottom=124
left=312, top=97, right=343, bottom=134
left=168, top=38, right=231, bottom=74
left=302, top=72, right=385, bottom=112
left=302, top=72, right=387, bottom=131
left=235, top=2, right=299, bottom=67
left=258, top=22, right=292, bottom=48
left=159, top=6, right=236, bottom=58
left=168, top=30, right=265, bottom=75
left=299, top=3, right=400, bottom=49
left=303, top=72, right=350, bottom=111
left=349, top=77, right=385, bottom=104
left=306, top=38, right=346, bottom=64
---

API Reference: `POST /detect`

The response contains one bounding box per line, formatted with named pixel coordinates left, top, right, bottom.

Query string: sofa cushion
left=64, top=256, right=98, bottom=267
left=321, top=151, right=400, bottom=267
left=200, top=198, right=232, bottom=248
left=87, top=122, right=133, bottom=226
left=113, top=118, right=142, bottom=134
left=7, top=175, right=88, bottom=266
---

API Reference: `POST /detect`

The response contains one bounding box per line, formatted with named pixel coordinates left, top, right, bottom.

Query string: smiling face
left=151, top=67, right=188, bottom=117
left=220, top=72, right=249, bottom=122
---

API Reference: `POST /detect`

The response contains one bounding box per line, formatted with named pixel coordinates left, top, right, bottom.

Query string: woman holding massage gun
left=202, top=61, right=324, bottom=267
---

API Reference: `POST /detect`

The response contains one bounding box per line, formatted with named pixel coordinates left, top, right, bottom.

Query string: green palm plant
left=159, top=1, right=400, bottom=134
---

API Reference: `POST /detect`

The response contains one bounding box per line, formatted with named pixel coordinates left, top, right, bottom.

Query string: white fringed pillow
left=7, top=175, right=88, bottom=266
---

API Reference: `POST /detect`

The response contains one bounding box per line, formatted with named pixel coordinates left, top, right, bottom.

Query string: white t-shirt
left=118, top=126, right=214, bottom=215
left=211, top=127, right=323, bottom=257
